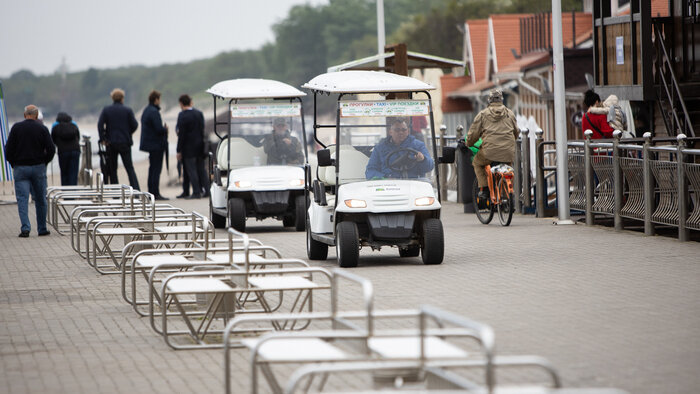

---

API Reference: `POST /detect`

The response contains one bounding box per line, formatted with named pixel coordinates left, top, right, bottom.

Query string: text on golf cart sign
left=340, top=100, right=429, bottom=117
left=230, top=103, right=301, bottom=118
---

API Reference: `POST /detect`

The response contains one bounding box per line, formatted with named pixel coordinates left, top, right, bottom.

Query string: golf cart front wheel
left=336, top=221, right=359, bottom=268
left=306, top=216, right=328, bottom=260
left=227, top=198, right=246, bottom=232
left=421, top=218, right=444, bottom=265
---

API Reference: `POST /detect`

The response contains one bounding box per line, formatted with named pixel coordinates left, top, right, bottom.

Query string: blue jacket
left=97, top=102, right=138, bottom=146
left=139, top=104, right=167, bottom=152
left=365, top=135, right=434, bottom=180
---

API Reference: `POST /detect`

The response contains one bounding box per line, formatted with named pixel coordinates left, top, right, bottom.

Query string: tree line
left=1, top=0, right=581, bottom=120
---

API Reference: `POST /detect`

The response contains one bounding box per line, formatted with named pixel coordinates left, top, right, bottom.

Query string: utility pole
left=552, top=0, right=574, bottom=224
left=377, top=0, right=385, bottom=69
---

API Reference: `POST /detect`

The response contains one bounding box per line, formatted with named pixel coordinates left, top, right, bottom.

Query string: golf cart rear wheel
left=282, top=216, right=294, bottom=227
left=421, top=218, right=444, bottom=265
left=227, top=198, right=246, bottom=232
left=306, top=216, right=328, bottom=260
left=336, top=221, right=359, bottom=268
left=472, top=178, right=494, bottom=224
left=294, top=195, right=306, bottom=231
left=210, top=196, right=226, bottom=229
left=399, top=245, right=420, bottom=257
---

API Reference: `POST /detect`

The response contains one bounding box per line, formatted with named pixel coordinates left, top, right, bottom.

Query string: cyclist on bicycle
left=465, top=89, right=520, bottom=203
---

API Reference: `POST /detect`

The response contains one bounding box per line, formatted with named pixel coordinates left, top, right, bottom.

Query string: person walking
left=4, top=104, right=55, bottom=237
left=176, top=94, right=209, bottom=199
left=97, top=88, right=140, bottom=189
left=465, top=89, right=520, bottom=202
left=51, top=112, right=81, bottom=186
left=139, top=90, right=169, bottom=200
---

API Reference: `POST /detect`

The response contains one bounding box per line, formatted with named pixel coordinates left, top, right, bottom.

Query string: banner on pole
left=0, top=81, right=13, bottom=182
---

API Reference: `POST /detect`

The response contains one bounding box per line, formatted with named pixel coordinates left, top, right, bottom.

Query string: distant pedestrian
left=176, top=94, right=209, bottom=199
left=51, top=112, right=81, bottom=186
left=4, top=104, right=55, bottom=237
left=139, top=90, right=169, bottom=200
left=97, top=88, right=140, bottom=189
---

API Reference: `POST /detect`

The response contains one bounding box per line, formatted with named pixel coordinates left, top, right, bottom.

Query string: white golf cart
left=302, top=71, right=455, bottom=267
left=207, top=79, right=308, bottom=232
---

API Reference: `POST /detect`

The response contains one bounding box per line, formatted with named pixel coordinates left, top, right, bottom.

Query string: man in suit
left=4, top=104, right=55, bottom=237
left=175, top=94, right=209, bottom=199
left=97, top=88, right=140, bottom=189
left=139, top=90, right=169, bottom=200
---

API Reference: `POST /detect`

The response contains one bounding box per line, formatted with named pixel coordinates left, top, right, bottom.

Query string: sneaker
left=38, top=230, right=51, bottom=236
left=18, top=230, right=29, bottom=238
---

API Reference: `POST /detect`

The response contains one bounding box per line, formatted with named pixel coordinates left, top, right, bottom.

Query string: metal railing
left=564, top=132, right=700, bottom=241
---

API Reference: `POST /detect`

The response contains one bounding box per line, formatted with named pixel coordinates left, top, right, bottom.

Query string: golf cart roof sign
left=340, top=100, right=429, bottom=118
left=230, top=103, right=302, bottom=118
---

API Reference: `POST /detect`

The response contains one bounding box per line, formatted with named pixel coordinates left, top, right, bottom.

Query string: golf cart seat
left=217, top=137, right=267, bottom=170
left=319, top=146, right=369, bottom=186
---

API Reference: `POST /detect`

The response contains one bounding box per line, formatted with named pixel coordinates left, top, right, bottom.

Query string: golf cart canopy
left=206, top=79, right=306, bottom=99
left=302, top=71, right=435, bottom=94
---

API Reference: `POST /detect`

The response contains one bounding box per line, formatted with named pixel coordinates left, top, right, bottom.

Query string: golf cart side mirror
left=317, top=149, right=333, bottom=167
left=439, top=146, right=456, bottom=164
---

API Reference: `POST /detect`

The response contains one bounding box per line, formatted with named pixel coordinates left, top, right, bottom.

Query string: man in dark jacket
left=4, top=104, right=56, bottom=237
left=51, top=112, right=81, bottom=186
left=139, top=90, right=169, bottom=200
left=97, top=88, right=140, bottom=189
left=176, top=94, right=209, bottom=199
left=263, top=117, right=304, bottom=165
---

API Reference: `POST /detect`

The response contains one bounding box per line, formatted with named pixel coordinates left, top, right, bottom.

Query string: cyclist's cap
left=273, top=117, right=287, bottom=126
left=488, top=89, right=503, bottom=103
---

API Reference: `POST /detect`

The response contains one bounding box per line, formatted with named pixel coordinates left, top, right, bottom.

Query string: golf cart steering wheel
left=386, top=148, right=422, bottom=173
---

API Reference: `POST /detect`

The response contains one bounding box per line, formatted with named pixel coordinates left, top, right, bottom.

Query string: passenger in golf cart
left=263, top=118, right=304, bottom=165
left=365, top=117, right=434, bottom=180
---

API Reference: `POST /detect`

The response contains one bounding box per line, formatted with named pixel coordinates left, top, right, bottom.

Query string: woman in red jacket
left=581, top=90, right=614, bottom=139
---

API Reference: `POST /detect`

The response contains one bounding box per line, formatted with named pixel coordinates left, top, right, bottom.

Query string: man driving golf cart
left=365, top=116, right=434, bottom=180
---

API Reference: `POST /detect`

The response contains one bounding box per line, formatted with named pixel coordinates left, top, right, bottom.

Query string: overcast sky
left=0, top=0, right=328, bottom=78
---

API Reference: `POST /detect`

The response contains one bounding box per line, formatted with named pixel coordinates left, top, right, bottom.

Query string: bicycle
left=472, top=162, right=515, bottom=226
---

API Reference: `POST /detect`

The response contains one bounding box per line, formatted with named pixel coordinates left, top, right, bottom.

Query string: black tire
left=227, top=198, right=246, bottom=232
left=294, top=195, right=306, bottom=231
left=421, top=218, right=444, bottom=265
left=473, top=178, right=494, bottom=225
left=306, top=215, right=328, bottom=260
left=399, top=245, right=420, bottom=257
left=336, top=221, right=359, bottom=268
left=282, top=216, right=294, bottom=227
left=497, top=177, right=514, bottom=226
left=210, top=196, right=226, bottom=229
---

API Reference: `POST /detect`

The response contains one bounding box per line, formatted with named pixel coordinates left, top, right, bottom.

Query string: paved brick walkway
left=1, top=191, right=699, bottom=393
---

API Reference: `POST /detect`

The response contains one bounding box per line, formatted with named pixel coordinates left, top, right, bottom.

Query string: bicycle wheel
left=472, top=177, right=494, bottom=224
left=497, top=177, right=514, bottom=226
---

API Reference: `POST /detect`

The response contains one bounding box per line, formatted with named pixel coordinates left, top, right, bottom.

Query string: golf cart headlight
left=289, top=179, right=304, bottom=187
left=344, top=199, right=367, bottom=208
left=234, top=180, right=252, bottom=188
left=415, top=197, right=435, bottom=206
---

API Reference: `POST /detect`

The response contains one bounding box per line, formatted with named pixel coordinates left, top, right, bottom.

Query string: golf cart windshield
left=217, top=101, right=306, bottom=170
left=333, top=98, right=436, bottom=186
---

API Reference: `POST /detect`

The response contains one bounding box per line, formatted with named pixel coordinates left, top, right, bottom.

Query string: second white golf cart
left=303, top=71, right=455, bottom=267
left=207, top=79, right=308, bottom=232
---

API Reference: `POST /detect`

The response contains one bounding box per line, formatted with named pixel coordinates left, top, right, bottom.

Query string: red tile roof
left=440, top=75, right=473, bottom=113
left=490, top=14, right=532, bottom=73
left=465, top=19, right=489, bottom=82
